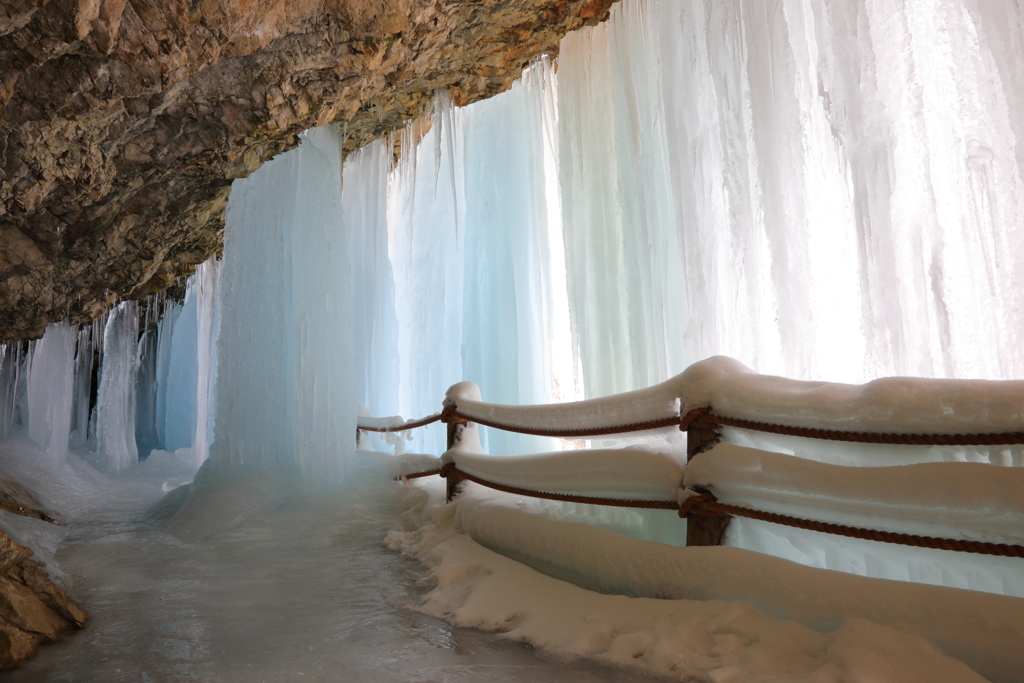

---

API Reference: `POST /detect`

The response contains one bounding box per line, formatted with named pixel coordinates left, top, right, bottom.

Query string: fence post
left=444, top=417, right=467, bottom=502
left=685, top=411, right=730, bottom=546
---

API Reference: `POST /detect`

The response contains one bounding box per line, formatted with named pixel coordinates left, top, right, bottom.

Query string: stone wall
left=0, top=0, right=615, bottom=341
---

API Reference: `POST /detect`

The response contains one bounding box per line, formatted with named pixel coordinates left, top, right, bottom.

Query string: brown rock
left=0, top=528, right=86, bottom=668
left=0, top=0, right=617, bottom=341
left=0, top=476, right=65, bottom=525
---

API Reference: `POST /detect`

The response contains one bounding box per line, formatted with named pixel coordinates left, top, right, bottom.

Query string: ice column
left=213, top=126, right=355, bottom=484
left=557, top=9, right=690, bottom=399
left=69, top=321, right=99, bottom=451
left=192, top=259, right=219, bottom=466
left=25, top=322, right=76, bottom=461
left=0, top=344, right=23, bottom=437
left=95, top=302, right=139, bottom=473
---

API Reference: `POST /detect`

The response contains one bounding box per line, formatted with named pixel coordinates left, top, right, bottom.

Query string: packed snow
left=0, top=439, right=669, bottom=683
left=444, top=357, right=1024, bottom=437
left=687, top=443, right=1024, bottom=544
left=389, top=476, right=1022, bottom=682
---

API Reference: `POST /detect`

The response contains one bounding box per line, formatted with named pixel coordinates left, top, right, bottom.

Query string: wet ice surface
left=8, top=466, right=657, bottom=683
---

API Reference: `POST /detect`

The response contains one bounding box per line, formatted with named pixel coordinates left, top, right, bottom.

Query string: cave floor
left=5, top=454, right=656, bottom=683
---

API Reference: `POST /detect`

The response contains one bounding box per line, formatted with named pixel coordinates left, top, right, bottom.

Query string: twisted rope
left=363, top=402, right=1024, bottom=446
left=395, top=466, right=1024, bottom=558
left=357, top=413, right=443, bottom=433
left=397, top=468, right=442, bottom=480
left=683, top=407, right=1024, bottom=446
left=700, top=499, right=1024, bottom=558
left=444, top=407, right=681, bottom=438
left=436, top=463, right=679, bottom=509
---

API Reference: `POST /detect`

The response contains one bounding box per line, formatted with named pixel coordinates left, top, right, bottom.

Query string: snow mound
left=146, top=459, right=301, bottom=541
left=387, top=479, right=1000, bottom=682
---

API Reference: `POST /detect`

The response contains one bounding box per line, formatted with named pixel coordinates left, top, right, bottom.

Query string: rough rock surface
left=0, top=0, right=616, bottom=341
left=0, top=528, right=85, bottom=668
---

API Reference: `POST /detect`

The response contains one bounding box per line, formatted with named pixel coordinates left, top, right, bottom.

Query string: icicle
left=26, top=322, right=76, bottom=462
left=95, top=302, right=139, bottom=473
left=69, top=324, right=96, bottom=451
left=213, top=125, right=355, bottom=484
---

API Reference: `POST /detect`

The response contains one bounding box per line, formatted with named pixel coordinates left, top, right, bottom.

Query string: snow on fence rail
left=357, top=356, right=1024, bottom=557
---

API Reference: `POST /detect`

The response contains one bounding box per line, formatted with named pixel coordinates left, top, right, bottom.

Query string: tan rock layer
left=0, top=0, right=616, bottom=341
left=0, top=528, right=86, bottom=668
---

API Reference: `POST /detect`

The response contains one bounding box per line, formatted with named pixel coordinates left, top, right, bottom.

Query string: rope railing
left=364, top=369, right=1024, bottom=557
left=684, top=407, right=1024, bottom=447
left=356, top=412, right=443, bottom=433
left=395, top=465, right=1024, bottom=559
left=359, top=404, right=1024, bottom=446
left=443, top=408, right=682, bottom=438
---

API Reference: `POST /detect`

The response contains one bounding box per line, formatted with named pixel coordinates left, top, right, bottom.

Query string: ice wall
left=557, top=0, right=1024, bottom=391
left=213, top=126, right=355, bottom=484
left=359, top=64, right=579, bottom=455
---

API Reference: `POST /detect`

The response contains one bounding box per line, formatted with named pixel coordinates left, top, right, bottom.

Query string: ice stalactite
left=69, top=322, right=100, bottom=451
left=193, top=259, right=220, bottom=467
left=25, top=322, right=76, bottom=462
left=0, top=343, right=24, bottom=437
left=213, top=126, right=355, bottom=484
left=95, top=302, right=139, bottom=473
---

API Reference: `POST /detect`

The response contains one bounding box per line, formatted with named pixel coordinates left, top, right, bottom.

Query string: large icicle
left=95, top=302, right=139, bottom=473
left=213, top=126, right=355, bottom=483
left=25, top=322, right=76, bottom=461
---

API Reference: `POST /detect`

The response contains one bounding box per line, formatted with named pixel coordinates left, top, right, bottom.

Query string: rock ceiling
left=0, top=0, right=614, bottom=341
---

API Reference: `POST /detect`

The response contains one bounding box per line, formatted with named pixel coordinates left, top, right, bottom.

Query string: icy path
left=3, top=448, right=653, bottom=683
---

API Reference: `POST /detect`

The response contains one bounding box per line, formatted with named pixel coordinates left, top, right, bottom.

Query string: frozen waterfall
left=212, top=126, right=355, bottom=483
left=346, top=0, right=1024, bottom=437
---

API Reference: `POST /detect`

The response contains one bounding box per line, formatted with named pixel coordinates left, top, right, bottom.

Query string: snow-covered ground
left=4, top=433, right=1018, bottom=682
left=0, top=438, right=654, bottom=682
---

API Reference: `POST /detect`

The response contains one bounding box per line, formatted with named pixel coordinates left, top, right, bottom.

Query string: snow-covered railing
left=359, top=357, right=1024, bottom=442
left=363, top=357, right=1024, bottom=556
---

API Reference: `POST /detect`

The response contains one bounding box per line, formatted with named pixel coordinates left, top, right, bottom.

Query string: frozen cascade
left=332, top=0, right=1024, bottom=596
left=213, top=126, right=355, bottom=483
left=161, top=290, right=199, bottom=454
left=95, top=302, right=139, bottom=473
left=147, top=259, right=221, bottom=467
left=25, top=322, right=76, bottom=461
left=555, top=0, right=1024, bottom=390
left=345, top=140, right=402, bottom=454
left=69, top=322, right=99, bottom=451
left=369, top=62, right=580, bottom=456
left=0, top=345, right=16, bottom=436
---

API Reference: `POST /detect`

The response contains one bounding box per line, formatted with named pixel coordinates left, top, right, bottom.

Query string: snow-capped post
left=683, top=407, right=731, bottom=546
left=442, top=381, right=485, bottom=502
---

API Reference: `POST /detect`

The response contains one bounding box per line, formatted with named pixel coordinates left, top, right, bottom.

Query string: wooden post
left=445, top=418, right=466, bottom=502
left=685, top=416, right=731, bottom=546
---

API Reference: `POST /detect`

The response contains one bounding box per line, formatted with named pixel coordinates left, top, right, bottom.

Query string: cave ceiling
left=0, top=0, right=614, bottom=341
